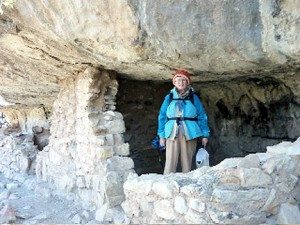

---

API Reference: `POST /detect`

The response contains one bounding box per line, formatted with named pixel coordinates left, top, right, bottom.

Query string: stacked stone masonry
left=36, top=68, right=134, bottom=208
left=0, top=106, right=48, bottom=180
left=122, top=138, right=300, bottom=224
left=0, top=133, right=38, bottom=180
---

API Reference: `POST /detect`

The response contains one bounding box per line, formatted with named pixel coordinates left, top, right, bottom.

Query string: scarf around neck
left=174, top=86, right=193, bottom=113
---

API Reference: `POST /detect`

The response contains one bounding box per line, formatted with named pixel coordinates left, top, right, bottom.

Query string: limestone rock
left=6, top=182, right=19, bottom=190
left=185, top=209, right=211, bottom=224
left=105, top=206, right=130, bottom=224
left=152, top=180, right=179, bottom=198
left=174, top=196, right=188, bottom=214
left=95, top=203, right=108, bottom=223
left=0, top=190, right=10, bottom=201
left=237, top=154, right=260, bottom=168
left=277, top=203, right=300, bottom=224
left=188, top=199, right=205, bottom=213
left=71, top=214, right=82, bottom=224
left=154, top=200, right=175, bottom=220
left=106, top=156, right=134, bottom=172
left=114, top=143, right=130, bottom=156
left=239, top=168, right=272, bottom=187
left=29, top=212, right=48, bottom=221
left=0, top=1, right=299, bottom=106
left=76, top=177, right=86, bottom=189
left=0, top=205, right=16, bottom=223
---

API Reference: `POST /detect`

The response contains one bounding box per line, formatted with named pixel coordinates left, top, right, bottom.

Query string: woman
left=157, top=69, right=210, bottom=174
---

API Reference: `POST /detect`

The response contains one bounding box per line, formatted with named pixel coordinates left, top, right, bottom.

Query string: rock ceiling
left=0, top=0, right=299, bottom=106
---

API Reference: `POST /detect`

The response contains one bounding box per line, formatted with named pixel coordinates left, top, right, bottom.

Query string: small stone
left=277, top=203, right=300, bottom=224
left=188, top=198, right=205, bottom=213
left=34, top=186, right=52, bottom=198
left=152, top=180, right=179, bottom=198
left=174, top=196, right=188, bottom=214
left=240, top=168, right=272, bottom=187
left=32, top=126, right=43, bottom=134
left=104, top=115, right=113, bottom=121
left=81, top=210, right=90, bottom=220
left=71, top=214, right=82, bottom=224
left=0, top=190, right=10, bottom=200
left=114, top=143, right=130, bottom=156
left=19, top=157, right=30, bottom=173
left=0, top=205, right=16, bottom=223
left=6, top=182, right=19, bottom=190
left=185, top=208, right=210, bottom=224
left=22, top=205, right=32, bottom=210
left=8, top=193, right=19, bottom=200
left=0, top=182, right=6, bottom=189
left=237, top=154, right=260, bottom=168
left=154, top=200, right=175, bottom=220
left=95, top=203, right=108, bottom=222
left=16, top=212, right=32, bottom=220
left=266, top=141, right=292, bottom=154
left=26, top=219, right=37, bottom=224
left=106, top=206, right=129, bottom=224
left=105, top=134, right=114, bottom=145
left=106, top=156, right=134, bottom=171
left=76, top=177, right=86, bottom=188
left=30, top=212, right=48, bottom=220
left=113, top=134, right=124, bottom=145
left=214, top=157, right=241, bottom=169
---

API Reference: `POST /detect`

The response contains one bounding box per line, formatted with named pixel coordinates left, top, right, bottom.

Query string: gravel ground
left=0, top=173, right=96, bottom=224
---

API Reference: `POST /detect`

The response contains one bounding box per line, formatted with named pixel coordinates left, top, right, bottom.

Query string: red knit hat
left=172, top=69, right=191, bottom=85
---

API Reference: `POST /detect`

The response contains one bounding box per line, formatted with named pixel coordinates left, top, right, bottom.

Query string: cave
left=116, top=75, right=300, bottom=175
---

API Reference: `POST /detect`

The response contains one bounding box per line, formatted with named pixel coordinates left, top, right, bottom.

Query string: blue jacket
left=157, top=88, right=210, bottom=140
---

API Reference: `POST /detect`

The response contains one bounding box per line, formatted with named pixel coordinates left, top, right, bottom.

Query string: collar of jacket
left=171, top=86, right=193, bottom=98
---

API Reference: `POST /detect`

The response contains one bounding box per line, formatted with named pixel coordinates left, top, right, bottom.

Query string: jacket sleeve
left=193, top=94, right=210, bottom=138
left=157, top=94, right=170, bottom=138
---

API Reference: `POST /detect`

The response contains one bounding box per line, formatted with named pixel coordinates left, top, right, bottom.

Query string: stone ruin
left=0, top=67, right=299, bottom=224
left=122, top=139, right=300, bottom=224
left=35, top=68, right=134, bottom=209
left=0, top=0, right=299, bottom=223
left=0, top=106, right=48, bottom=180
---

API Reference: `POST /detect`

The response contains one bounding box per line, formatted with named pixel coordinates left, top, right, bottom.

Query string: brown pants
left=164, top=130, right=197, bottom=175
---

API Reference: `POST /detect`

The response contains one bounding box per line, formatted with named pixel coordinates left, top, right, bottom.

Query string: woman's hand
left=202, top=138, right=208, bottom=147
left=159, top=138, right=166, bottom=147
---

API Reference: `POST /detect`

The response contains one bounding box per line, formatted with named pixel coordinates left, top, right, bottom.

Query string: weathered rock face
left=122, top=138, right=300, bottom=224
left=195, top=72, right=300, bottom=163
left=0, top=0, right=299, bottom=106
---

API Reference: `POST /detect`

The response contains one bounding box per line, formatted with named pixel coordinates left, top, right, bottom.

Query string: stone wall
left=122, top=138, right=300, bottom=224
left=0, top=106, right=48, bottom=181
left=36, top=68, right=134, bottom=210
left=0, top=133, right=38, bottom=180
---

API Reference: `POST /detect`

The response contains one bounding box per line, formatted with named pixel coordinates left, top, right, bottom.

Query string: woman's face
left=174, top=76, right=188, bottom=92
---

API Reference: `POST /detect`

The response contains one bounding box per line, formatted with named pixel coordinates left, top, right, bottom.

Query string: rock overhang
left=0, top=0, right=299, bottom=106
